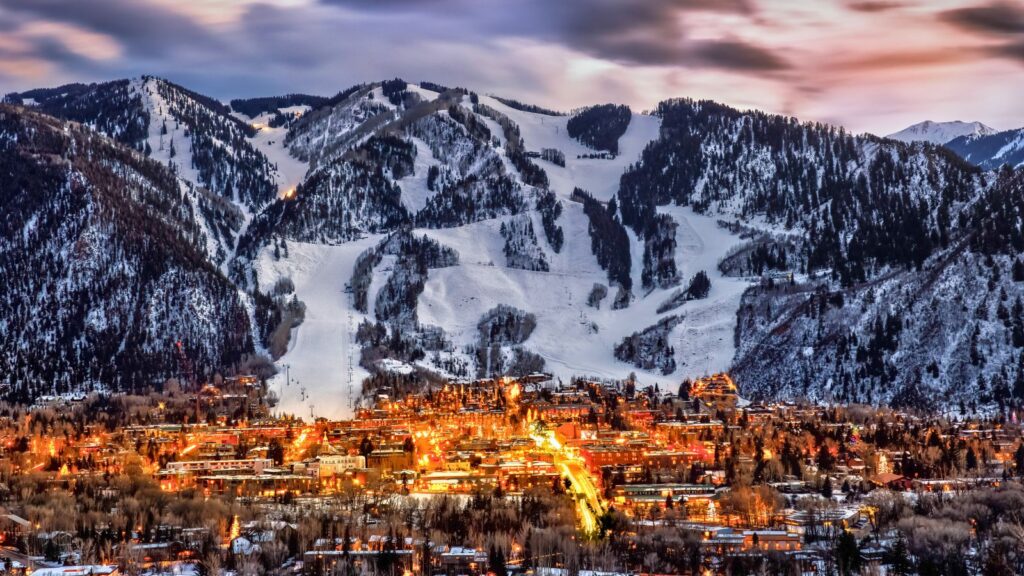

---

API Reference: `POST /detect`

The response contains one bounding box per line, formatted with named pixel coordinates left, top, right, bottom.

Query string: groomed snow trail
left=256, top=236, right=382, bottom=420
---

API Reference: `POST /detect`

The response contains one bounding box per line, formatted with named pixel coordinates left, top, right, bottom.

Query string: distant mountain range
left=887, top=120, right=1024, bottom=171
left=3, top=78, right=1024, bottom=416
left=945, top=128, right=1024, bottom=171
left=887, top=120, right=996, bottom=145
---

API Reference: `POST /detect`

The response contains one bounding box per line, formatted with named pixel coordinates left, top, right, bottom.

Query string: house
left=0, top=513, right=30, bottom=545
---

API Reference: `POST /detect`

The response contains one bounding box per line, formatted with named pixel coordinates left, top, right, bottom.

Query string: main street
left=532, top=428, right=606, bottom=534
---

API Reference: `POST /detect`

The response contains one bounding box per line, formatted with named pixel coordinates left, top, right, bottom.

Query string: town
left=0, top=372, right=1022, bottom=576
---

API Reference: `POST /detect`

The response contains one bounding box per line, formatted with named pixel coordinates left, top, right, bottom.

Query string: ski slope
left=248, top=110, right=311, bottom=197
left=657, top=206, right=752, bottom=376
left=416, top=206, right=750, bottom=387
left=255, top=236, right=382, bottom=420
left=473, top=95, right=662, bottom=202
left=248, top=92, right=751, bottom=416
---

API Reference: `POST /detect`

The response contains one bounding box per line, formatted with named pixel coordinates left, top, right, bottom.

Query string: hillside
left=0, top=105, right=255, bottom=400
left=3, top=77, right=1024, bottom=417
left=946, top=128, right=1024, bottom=171
left=887, top=120, right=996, bottom=145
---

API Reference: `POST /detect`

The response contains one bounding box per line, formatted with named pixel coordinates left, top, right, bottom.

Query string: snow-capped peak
left=887, top=120, right=997, bottom=145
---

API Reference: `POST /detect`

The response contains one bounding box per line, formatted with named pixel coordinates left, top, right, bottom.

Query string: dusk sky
left=0, top=0, right=1021, bottom=135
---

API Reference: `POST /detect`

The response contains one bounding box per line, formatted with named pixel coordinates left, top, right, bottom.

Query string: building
left=702, top=528, right=801, bottom=555
left=166, top=458, right=273, bottom=475
left=613, top=483, right=719, bottom=512
left=317, top=455, right=366, bottom=477
left=366, top=449, right=414, bottom=473
left=689, top=373, right=739, bottom=410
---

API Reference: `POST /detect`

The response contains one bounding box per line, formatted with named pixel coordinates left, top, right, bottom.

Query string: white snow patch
left=887, top=120, right=996, bottom=145
left=407, top=84, right=441, bottom=102
left=657, top=205, right=752, bottom=377
left=472, top=95, right=661, bottom=202
left=255, top=236, right=383, bottom=420
left=415, top=206, right=751, bottom=388
left=397, top=137, right=442, bottom=213
left=247, top=112, right=310, bottom=197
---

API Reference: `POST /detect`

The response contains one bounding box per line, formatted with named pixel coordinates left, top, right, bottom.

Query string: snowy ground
left=255, top=236, right=382, bottom=420
left=397, top=136, right=441, bottom=212
left=248, top=109, right=310, bottom=196
left=657, top=205, right=752, bottom=376
left=472, top=95, right=662, bottom=202
left=135, top=78, right=203, bottom=186
left=416, top=206, right=751, bottom=388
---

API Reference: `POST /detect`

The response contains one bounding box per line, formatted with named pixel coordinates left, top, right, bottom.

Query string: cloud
left=319, top=0, right=776, bottom=71
left=941, top=1, right=1024, bottom=35
left=692, top=39, right=789, bottom=72
left=845, top=1, right=907, bottom=13
left=831, top=48, right=974, bottom=72
left=991, top=39, right=1024, bottom=61
left=0, top=0, right=1022, bottom=135
left=1, top=0, right=220, bottom=56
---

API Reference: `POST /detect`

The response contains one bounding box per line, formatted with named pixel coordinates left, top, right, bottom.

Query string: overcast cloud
left=0, top=0, right=1021, bottom=134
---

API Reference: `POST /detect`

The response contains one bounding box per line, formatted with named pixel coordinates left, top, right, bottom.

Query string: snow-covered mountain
left=4, top=77, right=1024, bottom=417
left=945, top=127, right=1024, bottom=171
left=0, top=105, right=255, bottom=400
left=887, top=120, right=996, bottom=145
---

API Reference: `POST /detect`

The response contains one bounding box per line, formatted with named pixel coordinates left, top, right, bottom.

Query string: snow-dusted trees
left=0, top=108, right=254, bottom=397
left=474, top=305, right=543, bottom=377
left=640, top=214, right=679, bottom=291
left=501, top=216, right=549, bottom=272
left=567, top=104, right=631, bottom=154
left=614, top=316, right=681, bottom=375
left=536, top=189, right=564, bottom=253
left=575, top=188, right=632, bottom=296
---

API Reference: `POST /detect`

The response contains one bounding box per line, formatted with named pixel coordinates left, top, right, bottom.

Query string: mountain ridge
left=887, top=120, right=997, bottom=145
left=3, top=76, right=1024, bottom=417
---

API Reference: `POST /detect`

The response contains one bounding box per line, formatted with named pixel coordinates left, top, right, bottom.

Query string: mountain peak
left=887, top=120, right=997, bottom=145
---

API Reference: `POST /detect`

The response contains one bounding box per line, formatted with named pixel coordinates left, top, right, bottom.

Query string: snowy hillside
left=7, top=76, right=1024, bottom=416
left=887, top=120, right=996, bottom=145
left=946, top=127, right=1024, bottom=170
left=255, top=237, right=381, bottom=419
left=0, top=105, right=254, bottom=399
left=249, top=85, right=759, bottom=415
left=416, top=206, right=750, bottom=386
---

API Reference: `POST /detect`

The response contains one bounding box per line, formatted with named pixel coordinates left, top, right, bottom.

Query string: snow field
left=255, top=236, right=383, bottom=420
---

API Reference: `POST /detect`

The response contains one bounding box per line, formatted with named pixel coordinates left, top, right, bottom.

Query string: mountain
left=0, top=105, right=256, bottom=400
left=4, top=76, right=1024, bottom=417
left=4, top=77, right=290, bottom=265
left=887, top=120, right=996, bottom=145
left=945, top=128, right=1024, bottom=171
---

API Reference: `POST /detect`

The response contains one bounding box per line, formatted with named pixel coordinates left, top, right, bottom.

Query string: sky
left=0, top=0, right=1022, bottom=135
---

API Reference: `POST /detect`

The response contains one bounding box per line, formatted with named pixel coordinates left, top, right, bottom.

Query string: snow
left=657, top=206, right=752, bottom=376
left=397, top=137, right=441, bottom=212
left=472, top=95, right=662, bottom=202
left=246, top=94, right=753, bottom=414
left=135, top=77, right=203, bottom=187
left=407, top=83, right=441, bottom=102
left=132, top=78, right=224, bottom=261
left=378, top=358, right=415, bottom=375
left=248, top=112, right=310, bottom=197
left=887, top=120, right=996, bottom=145
left=415, top=206, right=751, bottom=387
left=994, top=131, right=1024, bottom=164
left=255, top=236, right=383, bottom=420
